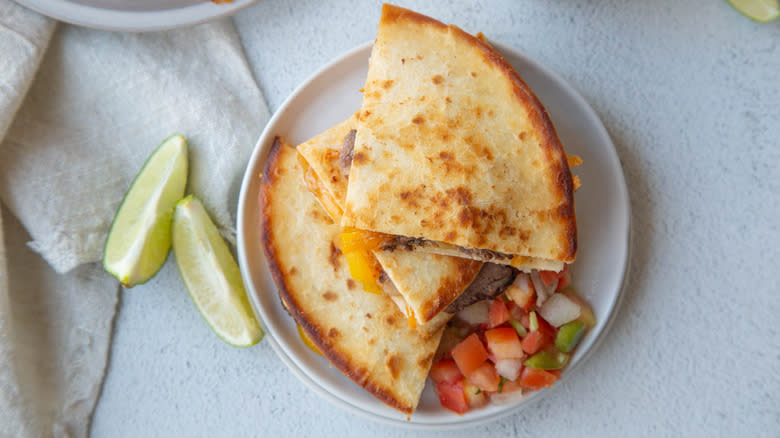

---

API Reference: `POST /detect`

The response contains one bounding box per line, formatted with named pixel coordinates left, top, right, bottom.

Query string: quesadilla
left=341, top=4, right=577, bottom=272
left=296, top=113, right=482, bottom=334
left=260, top=137, right=441, bottom=414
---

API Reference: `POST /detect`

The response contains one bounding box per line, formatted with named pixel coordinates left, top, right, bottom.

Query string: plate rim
left=12, top=0, right=258, bottom=32
left=236, top=40, right=631, bottom=430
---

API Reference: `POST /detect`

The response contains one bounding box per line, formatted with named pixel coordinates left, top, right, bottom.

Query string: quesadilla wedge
left=260, top=137, right=442, bottom=414
left=341, top=4, right=577, bottom=272
left=296, top=113, right=482, bottom=334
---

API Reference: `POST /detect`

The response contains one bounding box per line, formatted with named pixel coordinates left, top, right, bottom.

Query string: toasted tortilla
left=260, top=138, right=442, bottom=414
left=296, top=114, right=482, bottom=332
left=341, top=4, right=577, bottom=269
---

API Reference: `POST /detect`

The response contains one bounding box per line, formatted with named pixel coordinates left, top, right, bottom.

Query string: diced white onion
left=456, top=300, right=490, bottom=326
left=538, top=293, right=581, bottom=327
left=530, top=270, right=554, bottom=307
left=512, top=272, right=533, bottom=290
left=494, top=358, right=523, bottom=381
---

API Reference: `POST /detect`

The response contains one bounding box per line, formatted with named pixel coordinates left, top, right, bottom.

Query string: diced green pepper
left=524, top=350, right=569, bottom=370
left=497, top=377, right=507, bottom=393
left=529, top=311, right=539, bottom=332
left=555, top=321, right=586, bottom=353
left=509, top=319, right=527, bottom=337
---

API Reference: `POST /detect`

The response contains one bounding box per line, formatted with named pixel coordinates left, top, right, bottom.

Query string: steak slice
left=339, top=129, right=357, bottom=176
left=445, top=263, right=517, bottom=314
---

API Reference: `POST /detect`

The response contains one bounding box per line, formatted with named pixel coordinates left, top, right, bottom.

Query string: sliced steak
left=457, top=246, right=514, bottom=261
left=445, top=263, right=517, bottom=314
left=380, top=235, right=428, bottom=252
left=339, top=129, right=357, bottom=176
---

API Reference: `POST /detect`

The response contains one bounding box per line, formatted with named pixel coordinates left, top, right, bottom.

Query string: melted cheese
left=340, top=229, right=392, bottom=295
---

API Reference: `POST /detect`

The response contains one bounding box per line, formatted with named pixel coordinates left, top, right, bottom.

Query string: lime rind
left=172, top=195, right=263, bottom=347
left=728, top=0, right=780, bottom=22
left=103, top=134, right=188, bottom=287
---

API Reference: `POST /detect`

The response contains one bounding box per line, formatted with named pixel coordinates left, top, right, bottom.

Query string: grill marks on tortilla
left=398, top=184, right=472, bottom=212
left=386, top=354, right=402, bottom=380
left=322, top=149, right=342, bottom=182
left=399, top=185, right=426, bottom=209
left=392, top=183, right=537, bottom=245
left=352, top=151, right=368, bottom=165
left=435, top=150, right=469, bottom=174
left=417, top=353, right=435, bottom=371
left=447, top=186, right=472, bottom=205
left=328, top=242, right=342, bottom=272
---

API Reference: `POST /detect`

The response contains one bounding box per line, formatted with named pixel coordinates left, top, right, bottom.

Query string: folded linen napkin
left=1, top=207, right=119, bottom=438
left=0, top=1, right=270, bottom=435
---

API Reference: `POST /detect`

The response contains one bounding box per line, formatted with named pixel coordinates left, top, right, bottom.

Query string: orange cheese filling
left=405, top=302, right=417, bottom=329
left=340, top=228, right=392, bottom=295
left=509, top=255, right=533, bottom=268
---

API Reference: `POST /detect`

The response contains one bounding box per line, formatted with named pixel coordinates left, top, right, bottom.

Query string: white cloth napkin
left=0, top=1, right=270, bottom=435
left=1, top=207, right=119, bottom=438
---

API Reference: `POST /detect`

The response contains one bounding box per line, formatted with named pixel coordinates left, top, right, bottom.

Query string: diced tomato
left=519, top=367, right=558, bottom=390
left=557, top=265, right=571, bottom=291
left=431, top=264, right=589, bottom=414
left=488, top=300, right=510, bottom=328
left=536, top=313, right=558, bottom=338
left=521, top=330, right=550, bottom=355
left=430, top=359, right=463, bottom=385
left=485, top=327, right=524, bottom=359
left=437, top=380, right=468, bottom=414
left=466, top=361, right=501, bottom=392
left=451, top=333, right=489, bottom=377
left=539, top=270, right=561, bottom=289
left=499, top=377, right=524, bottom=393
left=508, top=303, right=525, bottom=322
left=505, top=273, right=536, bottom=312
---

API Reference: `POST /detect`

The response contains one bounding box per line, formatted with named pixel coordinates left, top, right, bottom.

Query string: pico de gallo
left=430, top=266, right=596, bottom=414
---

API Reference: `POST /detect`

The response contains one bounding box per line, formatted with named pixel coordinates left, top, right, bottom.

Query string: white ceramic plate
left=237, top=41, right=630, bottom=429
left=13, top=0, right=257, bottom=32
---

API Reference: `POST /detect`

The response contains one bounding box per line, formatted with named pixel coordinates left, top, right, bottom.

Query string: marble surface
left=90, top=0, right=780, bottom=436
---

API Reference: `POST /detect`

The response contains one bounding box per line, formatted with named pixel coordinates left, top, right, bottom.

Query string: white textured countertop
left=90, top=1, right=780, bottom=436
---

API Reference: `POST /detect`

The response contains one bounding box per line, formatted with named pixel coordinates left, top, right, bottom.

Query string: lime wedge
left=172, top=195, right=263, bottom=347
left=103, top=135, right=188, bottom=287
left=728, top=0, right=780, bottom=22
